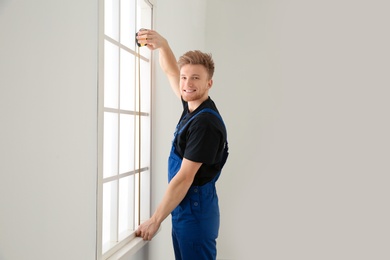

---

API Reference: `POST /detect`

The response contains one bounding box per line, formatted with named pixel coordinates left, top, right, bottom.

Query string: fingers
left=143, top=233, right=152, bottom=241
left=135, top=226, right=153, bottom=241
left=136, top=230, right=152, bottom=241
left=135, top=218, right=160, bottom=241
left=136, top=29, right=151, bottom=45
left=136, top=29, right=148, bottom=47
left=136, top=29, right=163, bottom=49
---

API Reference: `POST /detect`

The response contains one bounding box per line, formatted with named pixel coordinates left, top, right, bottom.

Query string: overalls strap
left=177, top=108, right=229, bottom=170
left=177, top=108, right=226, bottom=135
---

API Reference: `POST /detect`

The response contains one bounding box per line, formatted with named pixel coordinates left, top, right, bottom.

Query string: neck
left=187, top=96, right=209, bottom=113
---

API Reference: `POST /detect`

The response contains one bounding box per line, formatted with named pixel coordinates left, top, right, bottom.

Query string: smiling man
left=136, top=29, right=229, bottom=260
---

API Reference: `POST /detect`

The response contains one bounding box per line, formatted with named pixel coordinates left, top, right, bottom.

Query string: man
left=135, top=29, right=228, bottom=260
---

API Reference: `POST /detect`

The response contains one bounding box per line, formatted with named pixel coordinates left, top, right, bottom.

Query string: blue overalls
left=168, top=108, right=228, bottom=260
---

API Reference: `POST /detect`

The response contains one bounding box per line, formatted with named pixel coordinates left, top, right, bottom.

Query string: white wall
left=0, top=1, right=97, bottom=259
left=205, top=0, right=390, bottom=259
left=145, top=0, right=390, bottom=259
left=1, top=1, right=389, bottom=260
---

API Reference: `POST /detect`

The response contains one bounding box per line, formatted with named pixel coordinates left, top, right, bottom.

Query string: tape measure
left=135, top=28, right=145, bottom=225
left=136, top=28, right=147, bottom=47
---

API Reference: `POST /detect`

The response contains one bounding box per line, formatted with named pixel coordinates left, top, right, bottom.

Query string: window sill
left=106, top=237, right=148, bottom=260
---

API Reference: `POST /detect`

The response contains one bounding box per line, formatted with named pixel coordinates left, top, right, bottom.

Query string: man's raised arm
left=136, top=29, right=180, bottom=99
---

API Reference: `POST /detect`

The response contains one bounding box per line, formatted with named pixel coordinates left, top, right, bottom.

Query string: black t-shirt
left=174, top=97, right=227, bottom=186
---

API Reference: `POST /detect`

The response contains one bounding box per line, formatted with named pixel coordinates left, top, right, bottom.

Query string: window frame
left=97, top=0, right=154, bottom=259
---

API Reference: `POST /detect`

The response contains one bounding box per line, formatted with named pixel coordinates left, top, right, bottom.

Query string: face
left=180, top=64, right=213, bottom=103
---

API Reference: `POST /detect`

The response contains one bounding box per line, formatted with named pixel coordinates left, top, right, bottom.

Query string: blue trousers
left=168, top=107, right=228, bottom=260
left=170, top=183, right=220, bottom=260
left=168, top=147, right=220, bottom=260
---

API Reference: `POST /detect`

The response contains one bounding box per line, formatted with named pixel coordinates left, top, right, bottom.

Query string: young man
left=135, top=29, right=228, bottom=260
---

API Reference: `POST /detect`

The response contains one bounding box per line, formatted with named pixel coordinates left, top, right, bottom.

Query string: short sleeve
left=183, top=114, right=223, bottom=164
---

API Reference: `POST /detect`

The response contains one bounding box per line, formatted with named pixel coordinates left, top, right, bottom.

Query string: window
left=97, top=0, right=153, bottom=259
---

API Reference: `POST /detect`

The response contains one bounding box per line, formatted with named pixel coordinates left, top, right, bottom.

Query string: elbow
left=171, top=171, right=195, bottom=190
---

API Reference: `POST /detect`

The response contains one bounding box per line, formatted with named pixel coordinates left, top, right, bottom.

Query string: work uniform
left=168, top=97, right=229, bottom=260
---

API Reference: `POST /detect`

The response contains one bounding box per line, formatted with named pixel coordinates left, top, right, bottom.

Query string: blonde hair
left=177, top=50, right=215, bottom=79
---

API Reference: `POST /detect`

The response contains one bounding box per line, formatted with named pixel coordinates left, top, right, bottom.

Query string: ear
left=208, top=79, right=213, bottom=89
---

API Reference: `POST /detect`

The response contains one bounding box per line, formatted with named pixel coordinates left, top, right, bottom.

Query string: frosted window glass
left=120, top=50, right=135, bottom=111
left=102, top=182, right=112, bottom=247
left=141, top=115, right=150, bottom=168
left=119, top=114, right=135, bottom=174
left=137, top=2, right=152, bottom=59
left=118, top=175, right=135, bottom=235
left=140, top=171, right=150, bottom=222
left=120, top=0, right=136, bottom=49
left=104, top=40, right=119, bottom=109
left=104, top=0, right=119, bottom=40
left=103, top=112, right=118, bottom=178
left=140, top=59, right=151, bottom=113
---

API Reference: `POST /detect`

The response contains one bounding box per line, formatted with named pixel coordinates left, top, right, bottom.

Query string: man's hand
left=135, top=217, right=161, bottom=241
left=136, top=29, right=167, bottom=51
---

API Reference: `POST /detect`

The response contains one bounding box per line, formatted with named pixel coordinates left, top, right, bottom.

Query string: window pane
left=119, top=114, right=135, bottom=174
left=104, top=40, right=119, bottom=109
left=141, top=115, right=150, bottom=168
left=140, top=170, right=150, bottom=223
left=140, top=59, right=151, bottom=113
left=118, top=175, right=135, bottom=235
left=137, top=1, right=152, bottom=59
left=120, top=0, right=136, bottom=49
left=103, top=180, right=118, bottom=251
left=105, top=0, right=119, bottom=40
left=120, top=49, right=135, bottom=111
left=104, top=112, right=118, bottom=178
left=102, top=182, right=111, bottom=247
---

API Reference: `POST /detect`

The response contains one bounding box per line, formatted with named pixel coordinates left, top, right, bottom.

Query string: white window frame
left=97, top=0, right=153, bottom=259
